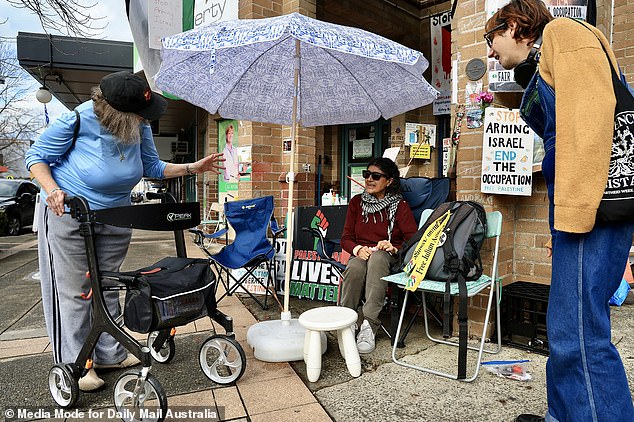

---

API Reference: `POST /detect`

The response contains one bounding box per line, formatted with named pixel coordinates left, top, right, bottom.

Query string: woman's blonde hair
left=91, top=87, right=143, bottom=145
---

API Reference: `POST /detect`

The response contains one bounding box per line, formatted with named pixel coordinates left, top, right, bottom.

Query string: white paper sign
left=352, top=139, right=373, bottom=159
left=148, top=0, right=183, bottom=50
left=382, top=147, right=400, bottom=163
left=481, top=108, right=534, bottom=196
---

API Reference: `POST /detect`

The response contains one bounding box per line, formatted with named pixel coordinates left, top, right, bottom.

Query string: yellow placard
left=410, top=144, right=431, bottom=159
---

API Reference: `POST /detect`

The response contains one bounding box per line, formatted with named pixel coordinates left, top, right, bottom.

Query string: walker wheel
left=113, top=370, right=167, bottom=422
left=199, top=335, right=246, bottom=385
left=48, top=364, right=79, bottom=408
left=147, top=331, right=176, bottom=363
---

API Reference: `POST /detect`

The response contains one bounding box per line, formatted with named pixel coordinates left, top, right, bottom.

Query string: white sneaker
left=356, top=320, right=375, bottom=354
left=94, top=353, right=141, bottom=370
left=78, top=368, right=105, bottom=392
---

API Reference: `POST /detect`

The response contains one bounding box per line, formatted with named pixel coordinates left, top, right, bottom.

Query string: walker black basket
left=124, top=256, right=216, bottom=334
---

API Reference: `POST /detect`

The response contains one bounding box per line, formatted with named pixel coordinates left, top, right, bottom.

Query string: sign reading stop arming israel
left=480, top=107, right=534, bottom=196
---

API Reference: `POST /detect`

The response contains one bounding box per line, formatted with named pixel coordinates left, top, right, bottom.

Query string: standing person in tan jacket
left=485, top=1, right=634, bottom=422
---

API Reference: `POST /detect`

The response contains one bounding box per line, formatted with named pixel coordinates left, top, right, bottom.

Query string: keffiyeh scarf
left=360, top=191, right=402, bottom=242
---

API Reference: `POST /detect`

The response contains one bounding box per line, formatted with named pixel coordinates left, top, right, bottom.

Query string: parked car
left=0, top=179, right=39, bottom=236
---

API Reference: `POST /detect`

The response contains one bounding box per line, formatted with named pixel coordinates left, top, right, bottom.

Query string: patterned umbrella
left=156, top=13, right=437, bottom=358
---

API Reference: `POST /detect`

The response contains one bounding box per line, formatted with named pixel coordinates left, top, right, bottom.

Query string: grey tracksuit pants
left=340, top=250, right=396, bottom=333
left=37, top=200, right=131, bottom=365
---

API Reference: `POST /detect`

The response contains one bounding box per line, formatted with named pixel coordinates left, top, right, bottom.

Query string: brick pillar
left=224, top=0, right=319, bottom=220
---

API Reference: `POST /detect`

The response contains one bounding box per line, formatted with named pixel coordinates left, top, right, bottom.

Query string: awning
left=16, top=32, right=133, bottom=110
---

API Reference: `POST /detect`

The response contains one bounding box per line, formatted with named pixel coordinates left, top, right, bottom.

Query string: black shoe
left=515, top=415, right=545, bottom=422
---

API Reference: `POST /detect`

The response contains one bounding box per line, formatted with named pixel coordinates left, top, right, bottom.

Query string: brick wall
left=451, top=0, right=634, bottom=338
left=612, top=0, right=634, bottom=83
left=193, top=0, right=319, bottom=222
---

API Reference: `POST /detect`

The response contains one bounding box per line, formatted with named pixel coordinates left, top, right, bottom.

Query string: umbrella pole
left=282, top=39, right=301, bottom=320
left=247, top=40, right=309, bottom=363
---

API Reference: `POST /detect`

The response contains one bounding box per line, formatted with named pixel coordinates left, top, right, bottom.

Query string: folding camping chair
left=384, top=209, right=503, bottom=382
left=190, top=196, right=285, bottom=310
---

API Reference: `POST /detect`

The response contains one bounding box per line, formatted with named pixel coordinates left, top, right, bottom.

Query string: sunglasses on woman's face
left=362, top=170, right=388, bottom=181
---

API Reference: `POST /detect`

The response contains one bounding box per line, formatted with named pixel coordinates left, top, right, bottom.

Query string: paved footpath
left=1, top=229, right=633, bottom=421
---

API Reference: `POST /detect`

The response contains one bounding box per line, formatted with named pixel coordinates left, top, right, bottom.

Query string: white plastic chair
left=384, top=209, right=503, bottom=382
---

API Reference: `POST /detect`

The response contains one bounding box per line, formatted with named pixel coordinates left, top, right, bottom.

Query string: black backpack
left=393, top=201, right=487, bottom=379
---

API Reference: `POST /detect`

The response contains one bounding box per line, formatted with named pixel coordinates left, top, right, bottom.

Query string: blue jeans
left=523, top=74, right=634, bottom=422
left=546, top=221, right=634, bottom=422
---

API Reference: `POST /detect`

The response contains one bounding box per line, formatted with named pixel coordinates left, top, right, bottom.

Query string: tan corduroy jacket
left=538, top=18, right=619, bottom=233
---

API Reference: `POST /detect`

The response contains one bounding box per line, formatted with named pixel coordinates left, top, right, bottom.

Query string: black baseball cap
left=100, top=71, right=167, bottom=121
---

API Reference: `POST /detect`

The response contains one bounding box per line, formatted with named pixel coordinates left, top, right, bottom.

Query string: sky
left=0, top=0, right=134, bottom=122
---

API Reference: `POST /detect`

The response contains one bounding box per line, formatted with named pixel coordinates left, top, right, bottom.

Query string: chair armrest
left=188, top=228, right=205, bottom=247
left=272, top=225, right=287, bottom=240
left=301, top=227, right=340, bottom=260
left=270, top=217, right=287, bottom=241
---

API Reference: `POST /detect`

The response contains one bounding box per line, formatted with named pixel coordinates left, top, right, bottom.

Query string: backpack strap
left=440, top=203, right=474, bottom=380
left=71, top=109, right=80, bottom=149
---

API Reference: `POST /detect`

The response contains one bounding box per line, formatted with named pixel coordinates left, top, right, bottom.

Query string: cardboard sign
left=481, top=108, right=534, bottom=196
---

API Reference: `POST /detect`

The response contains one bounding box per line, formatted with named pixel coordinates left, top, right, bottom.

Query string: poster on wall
left=485, top=0, right=589, bottom=92
left=430, top=10, right=452, bottom=115
left=352, top=139, right=374, bottom=159
left=349, top=167, right=366, bottom=198
left=237, top=145, right=252, bottom=181
left=405, top=123, right=436, bottom=146
left=481, top=108, right=535, bottom=196
left=218, top=119, right=239, bottom=199
left=442, top=137, right=451, bottom=177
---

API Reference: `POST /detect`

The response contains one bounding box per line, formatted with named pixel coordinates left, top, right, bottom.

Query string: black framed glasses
left=484, top=22, right=507, bottom=48
left=362, top=170, right=388, bottom=181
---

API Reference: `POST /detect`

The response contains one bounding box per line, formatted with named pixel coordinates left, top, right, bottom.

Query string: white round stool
left=298, top=306, right=361, bottom=382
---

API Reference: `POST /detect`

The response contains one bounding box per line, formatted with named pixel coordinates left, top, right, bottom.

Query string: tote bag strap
left=567, top=18, right=623, bottom=81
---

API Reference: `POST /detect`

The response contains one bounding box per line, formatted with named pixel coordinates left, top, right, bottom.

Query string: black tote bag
left=593, top=34, right=634, bottom=222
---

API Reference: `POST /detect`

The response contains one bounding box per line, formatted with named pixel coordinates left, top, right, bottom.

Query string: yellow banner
left=404, top=210, right=451, bottom=291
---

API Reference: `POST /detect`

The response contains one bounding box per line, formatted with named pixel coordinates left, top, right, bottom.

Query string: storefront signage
left=194, top=0, right=239, bottom=28
left=481, top=108, right=534, bottom=196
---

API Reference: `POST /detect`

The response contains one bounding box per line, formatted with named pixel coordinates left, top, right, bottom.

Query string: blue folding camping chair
left=190, top=196, right=285, bottom=309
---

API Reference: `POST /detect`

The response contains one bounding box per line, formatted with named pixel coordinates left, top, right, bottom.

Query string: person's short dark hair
left=485, top=0, right=553, bottom=44
left=367, top=157, right=401, bottom=195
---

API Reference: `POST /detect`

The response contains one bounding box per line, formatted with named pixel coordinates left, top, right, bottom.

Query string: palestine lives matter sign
left=289, top=206, right=350, bottom=302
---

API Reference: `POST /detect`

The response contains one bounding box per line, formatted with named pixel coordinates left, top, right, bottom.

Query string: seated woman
left=340, top=157, right=417, bottom=353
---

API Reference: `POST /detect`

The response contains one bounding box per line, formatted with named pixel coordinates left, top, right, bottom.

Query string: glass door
left=340, top=119, right=390, bottom=200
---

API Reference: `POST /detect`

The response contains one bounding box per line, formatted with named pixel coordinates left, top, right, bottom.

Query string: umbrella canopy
left=156, top=12, right=438, bottom=321
left=156, top=12, right=438, bottom=127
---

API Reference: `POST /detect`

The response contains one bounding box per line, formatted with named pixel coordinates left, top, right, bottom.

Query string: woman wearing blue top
left=25, top=71, right=224, bottom=392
